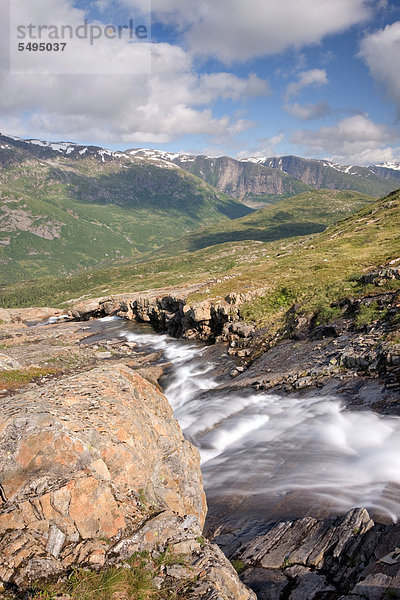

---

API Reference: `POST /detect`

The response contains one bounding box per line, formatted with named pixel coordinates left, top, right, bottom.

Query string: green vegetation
left=0, top=366, right=60, bottom=391
left=0, top=188, right=375, bottom=307
left=313, top=305, right=343, bottom=326
left=27, top=550, right=194, bottom=600
left=154, top=545, right=186, bottom=568
left=355, top=302, right=388, bottom=329
left=230, top=559, right=246, bottom=574
left=0, top=241, right=246, bottom=307
left=147, top=190, right=374, bottom=257
left=0, top=152, right=250, bottom=285
left=1, top=190, right=399, bottom=339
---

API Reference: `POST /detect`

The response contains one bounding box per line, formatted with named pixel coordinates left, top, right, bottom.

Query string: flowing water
left=98, top=318, right=400, bottom=522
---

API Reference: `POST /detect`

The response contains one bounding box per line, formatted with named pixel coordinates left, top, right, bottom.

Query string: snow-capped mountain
left=1, top=133, right=399, bottom=200
left=369, top=162, right=400, bottom=181
left=373, top=161, right=400, bottom=171
left=0, top=134, right=183, bottom=169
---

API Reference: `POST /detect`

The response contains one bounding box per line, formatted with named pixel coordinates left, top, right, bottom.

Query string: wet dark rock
left=288, top=571, right=335, bottom=600
left=237, top=509, right=373, bottom=571
left=218, top=509, right=400, bottom=600
left=241, top=568, right=290, bottom=600
left=312, top=322, right=345, bottom=340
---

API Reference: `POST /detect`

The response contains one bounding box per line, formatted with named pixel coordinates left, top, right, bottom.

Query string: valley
left=0, top=133, right=400, bottom=600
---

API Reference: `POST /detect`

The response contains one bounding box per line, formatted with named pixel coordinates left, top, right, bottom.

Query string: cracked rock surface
left=210, top=508, right=400, bottom=600
left=0, top=345, right=254, bottom=599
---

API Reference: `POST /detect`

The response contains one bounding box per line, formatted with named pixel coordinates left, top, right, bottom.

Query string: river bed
left=90, top=317, right=400, bottom=523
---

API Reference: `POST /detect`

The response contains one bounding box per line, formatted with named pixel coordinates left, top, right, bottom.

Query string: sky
left=0, top=0, right=400, bottom=165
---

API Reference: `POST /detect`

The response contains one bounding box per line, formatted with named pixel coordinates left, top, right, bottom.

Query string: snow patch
left=374, top=161, right=400, bottom=171
left=240, top=156, right=268, bottom=164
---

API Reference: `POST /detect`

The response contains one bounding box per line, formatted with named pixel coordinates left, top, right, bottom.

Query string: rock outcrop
left=213, top=508, right=400, bottom=600
left=0, top=362, right=254, bottom=599
left=359, top=260, right=400, bottom=286
left=70, top=291, right=244, bottom=344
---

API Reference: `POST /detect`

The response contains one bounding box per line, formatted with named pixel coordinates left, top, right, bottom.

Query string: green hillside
left=147, top=190, right=375, bottom=257
left=1, top=189, right=399, bottom=316
left=0, top=150, right=250, bottom=284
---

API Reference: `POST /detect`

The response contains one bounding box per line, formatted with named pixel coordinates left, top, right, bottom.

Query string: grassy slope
left=221, top=189, right=400, bottom=327
left=0, top=153, right=250, bottom=284
left=1, top=189, right=399, bottom=316
left=146, top=190, right=375, bottom=257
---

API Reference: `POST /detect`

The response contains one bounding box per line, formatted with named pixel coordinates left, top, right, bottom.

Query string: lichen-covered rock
left=360, top=265, right=400, bottom=286
left=0, top=364, right=206, bottom=588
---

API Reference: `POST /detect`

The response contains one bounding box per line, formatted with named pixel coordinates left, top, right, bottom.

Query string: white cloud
left=284, top=101, right=332, bottom=120
left=291, top=115, right=400, bottom=164
left=0, top=0, right=270, bottom=143
left=284, top=69, right=328, bottom=101
left=196, top=73, right=270, bottom=104
left=121, top=0, right=372, bottom=63
left=236, top=134, right=285, bottom=159
left=359, top=21, right=400, bottom=114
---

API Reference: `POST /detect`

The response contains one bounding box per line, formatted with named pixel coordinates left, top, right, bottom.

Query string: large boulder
left=0, top=364, right=206, bottom=588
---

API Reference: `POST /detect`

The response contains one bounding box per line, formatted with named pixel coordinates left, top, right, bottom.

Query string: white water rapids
left=115, top=323, right=400, bottom=521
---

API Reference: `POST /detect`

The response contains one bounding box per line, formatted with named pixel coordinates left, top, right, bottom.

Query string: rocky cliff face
left=130, top=149, right=400, bottom=201
left=262, top=155, right=400, bottom=197
left=170, top=156, right=309, bottom=204
left=0, top=354, right=254, bottom=599
left=370, top=165, right=400, bottom=181
left=265, top=156, right=332, bottom=188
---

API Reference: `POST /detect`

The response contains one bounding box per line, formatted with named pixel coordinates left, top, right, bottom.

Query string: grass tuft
left=355, top=302, right=388, bottom=329
left=0, top=367, right=59, bottom=391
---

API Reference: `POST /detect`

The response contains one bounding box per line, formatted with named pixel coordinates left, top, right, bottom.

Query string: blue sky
left=1, top=0, right=400, bottom=164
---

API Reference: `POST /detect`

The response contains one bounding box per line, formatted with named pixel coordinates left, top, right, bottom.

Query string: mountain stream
left=96, top=317, right=400, bottom=523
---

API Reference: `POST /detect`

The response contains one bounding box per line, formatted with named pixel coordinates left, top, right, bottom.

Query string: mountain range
left=0, top=134, right=249, bottom=284
left=127, top=148, right=400, bottom=205
left=0, top=132, right=399, bottom=286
